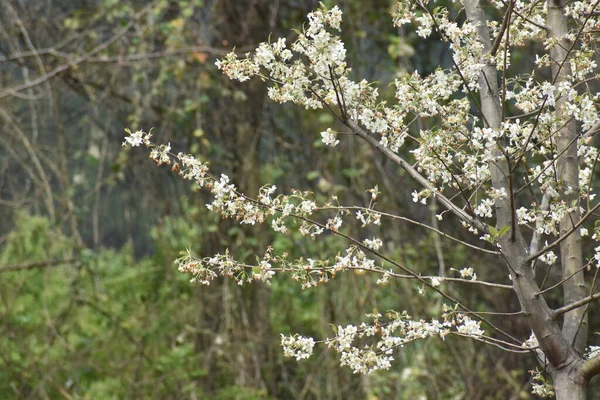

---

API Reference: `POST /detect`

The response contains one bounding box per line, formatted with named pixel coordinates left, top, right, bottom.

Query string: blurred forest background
left=2, top=0, right=596, bottom=399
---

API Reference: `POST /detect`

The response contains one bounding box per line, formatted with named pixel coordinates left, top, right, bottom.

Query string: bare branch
left=552, top=292, right=600, bottom=318
left=490, top=0, right=514, bottom=57
left=0, top=0, right=159, bottom=100
left=536, top=262, right=592, bottom=296
left=322, top=206, right=500, bottom=255
left=529, top=188, right=554, bottom=271
left=0, top=258, right=77, bottom=273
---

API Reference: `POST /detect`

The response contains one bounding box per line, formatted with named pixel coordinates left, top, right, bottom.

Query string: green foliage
left=213, top=386, right=271, bottom=400
left=1, top=211, right=72, bottom=263
left=0, top=213, right=204, bottom=398
left=0, top=203, right=534, bottom=398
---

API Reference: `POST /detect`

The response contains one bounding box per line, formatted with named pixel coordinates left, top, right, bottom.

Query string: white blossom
left=430, top=276, right=443, bottom=287
left=281, top=334, right=315, bottom=360
left=363, top=238, right=383, bottom=251
left=321, top=128, right=340, bottom=147
left=458, top=267, right=477, bottom=281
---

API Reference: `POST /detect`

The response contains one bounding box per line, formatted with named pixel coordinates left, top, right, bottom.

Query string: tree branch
left=346, top=120, right=488, bottom=233
left=0, top=0, right=159, bottom=99
left=0, top=258, right=77, bottom=273
left=553, top=292, right=600, bottom=318
left=582, top=354, right=600, bottom=381
left=323, top=206, right=500, bottom=255
left=529, top=188, right=553, bottom=264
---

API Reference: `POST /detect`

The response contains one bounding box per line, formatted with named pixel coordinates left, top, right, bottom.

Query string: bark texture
left=553, top=366, right=587, bottom=400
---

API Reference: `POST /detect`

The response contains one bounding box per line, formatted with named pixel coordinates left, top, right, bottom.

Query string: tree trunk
left=548, top=0, right=588, bottom=353
left=553, top=369, right=587, bottom=400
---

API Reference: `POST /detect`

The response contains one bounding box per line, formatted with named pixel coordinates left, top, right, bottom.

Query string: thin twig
left=0, top=258, right=77, bottom=273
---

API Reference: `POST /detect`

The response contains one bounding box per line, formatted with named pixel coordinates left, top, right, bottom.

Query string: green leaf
left=498, top=226, right=511, bottom=237
left=306, top=170, right=320, bottom=180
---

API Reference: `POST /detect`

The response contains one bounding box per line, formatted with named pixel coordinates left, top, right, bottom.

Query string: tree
left=125, top=1, right=600, bottom=398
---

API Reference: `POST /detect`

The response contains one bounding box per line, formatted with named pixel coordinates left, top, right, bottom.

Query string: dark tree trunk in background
left=192, top=0, right=277, bottom=394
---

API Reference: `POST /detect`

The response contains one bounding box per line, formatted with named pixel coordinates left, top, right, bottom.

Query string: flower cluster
left=530, top=368, right=555, bottom=398
left=586, top=345, right=600, bottom=360
left=320, top=128, right=340, bottom=147
left=522, top=332, right=539, bottom=349
left=174, top=240, right=388, bottom=289
left=123, top=130, right=349, bottom=233
left=122, top=128, right=151, bottom=147
left=281, top=334, right=315, bottom=360
left=456, top=267, right=477, bottom=281
left=306, top=306, right=486, bottom=374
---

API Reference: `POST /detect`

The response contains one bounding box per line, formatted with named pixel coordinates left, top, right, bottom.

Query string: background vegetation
left=1, top=0, right=594, bottom=398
